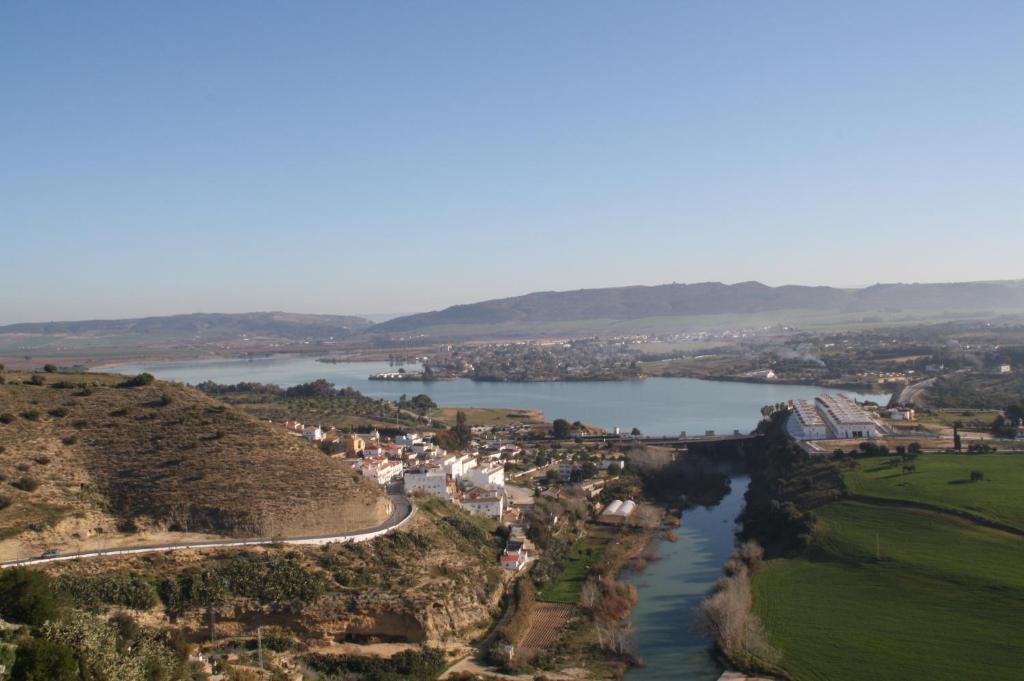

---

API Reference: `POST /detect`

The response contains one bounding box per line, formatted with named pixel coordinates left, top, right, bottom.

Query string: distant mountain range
left=4, top=281, right=1024, bottom=351
left=0, top=311, right=374, bottom=339
left=372, top=280, right=1024, bottom=335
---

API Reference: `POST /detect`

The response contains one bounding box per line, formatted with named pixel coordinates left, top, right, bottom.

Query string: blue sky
left=2, top=2, right=1022, bottom=323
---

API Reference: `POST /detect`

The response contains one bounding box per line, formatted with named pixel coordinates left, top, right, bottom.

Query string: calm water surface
left=624, top=475, right=750, bottom=680
left=109, top=356, right=889, bottom=437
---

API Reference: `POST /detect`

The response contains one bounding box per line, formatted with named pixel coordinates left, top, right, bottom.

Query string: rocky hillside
left=0, top=371, right=389, bottom=552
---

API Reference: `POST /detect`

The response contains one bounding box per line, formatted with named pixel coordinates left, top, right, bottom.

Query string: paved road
left=898, top=377, right=936, bottom=405
left=1, top=493, right=413, bottom=569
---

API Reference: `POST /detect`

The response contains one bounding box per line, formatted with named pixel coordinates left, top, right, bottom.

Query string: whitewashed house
left=403, top=466, right=452, bottom=500
left=459, top=487, right=505, bottom=518
left=467, top=463, right=504, bottom=490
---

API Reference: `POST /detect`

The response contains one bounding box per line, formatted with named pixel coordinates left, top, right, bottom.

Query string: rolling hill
left=0, top=371, right=389, bottom=560
left=371, top=280, right=1024, bottom=337
left=0, top=311, right=373, bottom=339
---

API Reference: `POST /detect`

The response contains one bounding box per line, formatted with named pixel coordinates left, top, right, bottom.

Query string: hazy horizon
left=3, top=2, right=1022, bottom=323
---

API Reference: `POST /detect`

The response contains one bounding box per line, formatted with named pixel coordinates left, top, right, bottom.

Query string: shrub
left=72, top=419, right=88, bottom=429
left=56, top=573, right=160, bottom=611
left=123, top=373, right=155, bottom=387
left=43, top=364, right=58, bottom=373
left=0, top=413, right=16, bottom=424
left=11, top=476, right=40, bottom=492
left=0, top=568, right=62, bottom=625
left=20, top=410, right=41, bottom=421
left=62, top=435, right=77, bottom=446
left=11, top=638, right=79, bottom=681
left=48, top=407, right=69, bottom=418
left=29, top=374, right=45, bottom=386
left=0, top=495, right=11, bottom=510
left=33, top=455, right=51, bottom=465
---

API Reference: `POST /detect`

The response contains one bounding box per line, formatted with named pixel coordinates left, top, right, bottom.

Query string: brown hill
left=0, top=371, right=389, bottom=550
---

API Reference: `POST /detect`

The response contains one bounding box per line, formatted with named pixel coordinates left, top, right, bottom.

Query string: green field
left=753, top=501, right=1024, bottom=681
left=843, top=454, right=1024, bottom=530
left=538, top=527, right=610, bottom=603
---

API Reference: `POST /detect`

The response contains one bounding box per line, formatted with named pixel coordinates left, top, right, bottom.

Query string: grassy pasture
left=753, top=501, right=1024, bottom=681
left=430, top=406, right=546, bottom=427
left=843, top=454, right=1024, bottom=530
left=538, top=526, right=612, bottom=603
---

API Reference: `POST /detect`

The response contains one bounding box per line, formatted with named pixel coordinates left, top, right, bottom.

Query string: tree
left=437, top=410, right=472, bottom=451
left=43, top=364, right=57, bottom=373
left=0, top=568, right=61, bottom=626
left=551, top=418, right=571, bottom=439
left=409, top=394, right=437, bottom=414
left=607, top=462, right=622, bottom=476
left=630, top=427, right=642, bottom=437
left=545, top=469, right=562, bottom=484
left=953, top=426, right=962, bottom=452
left=11, top=638, right=79, bottom=681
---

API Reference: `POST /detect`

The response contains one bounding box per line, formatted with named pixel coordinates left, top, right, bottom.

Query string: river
left=107, top=355, right=889, bottom=437
left=624, top=474, right=750, bottom=680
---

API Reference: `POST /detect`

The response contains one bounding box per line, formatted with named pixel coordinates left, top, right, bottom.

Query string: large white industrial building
left=787, top=394, right=881, bottom=440
left=787, top=399, right=830, bottom=440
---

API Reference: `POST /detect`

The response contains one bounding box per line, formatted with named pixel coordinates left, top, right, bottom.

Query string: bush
left=123, top=373, right=155, bottom=387
left=29, top=374, right=45, bottom=386
left=0, top=495, right=11, bottom=510
left=11, top=638, right=79, bottom=681
left=33, top=455, right=50, bottom=465
left=11, top=476, right=40, bottom=492
left=56, top=573, right=160, bottom=611
left=0, top=568, right=62, bottom=625
left=43, top=364, right=58, bottom=373
left=48, top=407, right=69, bottom=418
left=20, top=410, right=41, bottom=421
left=1, top=413, right=16, bottom=424
left=62, top=435, right=77, bottom=446
left=304, top=648, right=447, bottom=680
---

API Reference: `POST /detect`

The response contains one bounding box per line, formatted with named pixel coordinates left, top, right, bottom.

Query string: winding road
left=1, top=493, right=413, bottom=569
left=897, top=377, right=936, bottom=405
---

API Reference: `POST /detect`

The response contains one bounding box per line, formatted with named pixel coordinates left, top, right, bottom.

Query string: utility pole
left=257, top=626, right=263, bottom=669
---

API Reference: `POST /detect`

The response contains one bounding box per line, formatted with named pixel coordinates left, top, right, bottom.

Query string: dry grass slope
left=0, top=371, right=388, bottom=542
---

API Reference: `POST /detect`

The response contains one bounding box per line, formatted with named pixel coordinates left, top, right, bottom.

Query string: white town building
left=459, top=487, right=505, bottom=519
left=403, top=466, right=452, bottom=500
left=466, top=463, right=504, bottom=490
left=356, top=456, right=404, bottom=485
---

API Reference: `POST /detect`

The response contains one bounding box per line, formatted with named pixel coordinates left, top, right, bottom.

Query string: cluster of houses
left=276, top=421, right=515, bottom=521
